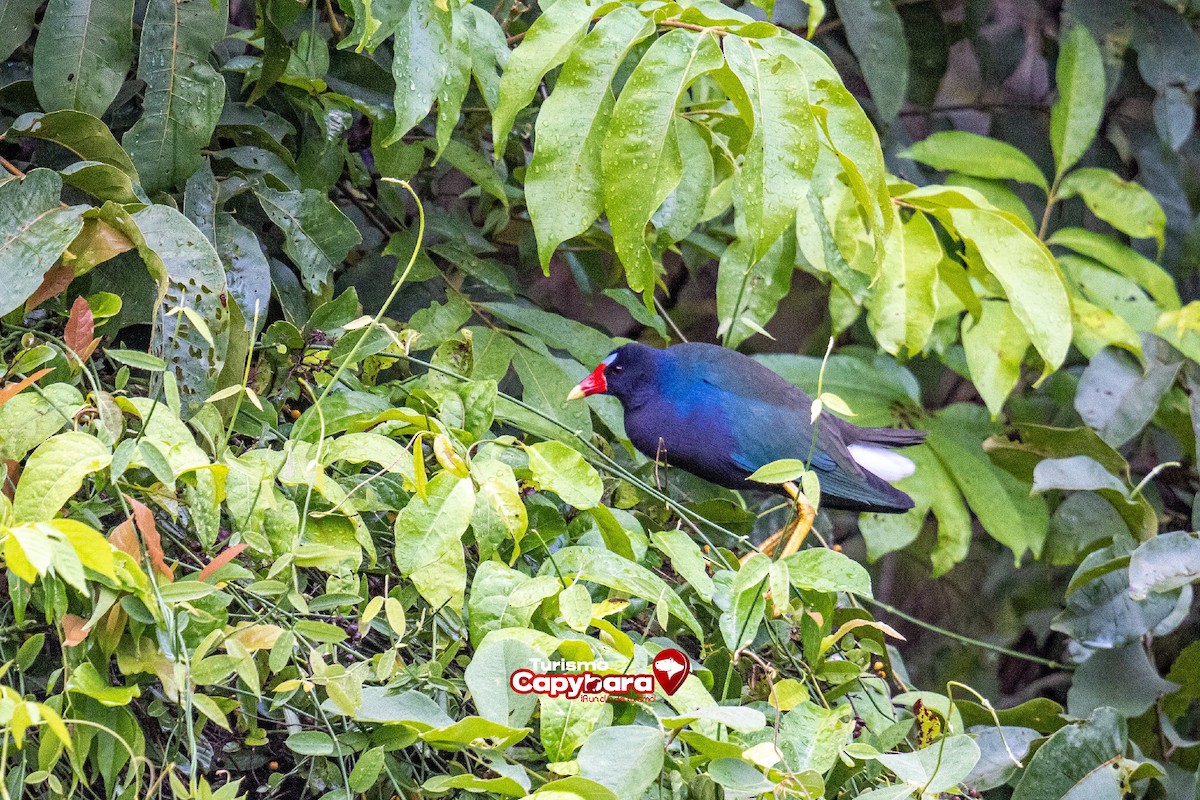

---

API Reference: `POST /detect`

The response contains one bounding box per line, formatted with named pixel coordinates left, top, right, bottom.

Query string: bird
left=566, top=342, right=925, bottom=556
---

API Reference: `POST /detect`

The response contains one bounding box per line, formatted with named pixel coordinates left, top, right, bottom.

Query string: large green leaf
left=526, top=7, right=654, bottom=272
left=578, top=727, right=664, bottom=800
left=491, top=0, right=600, bottom=148
left=1050, top=25, right=1106, bottom=178
left=13, top=432, right=112, bottom=521
left=1075, top=343, right=1182, bottom=447
left=386, top=0, right=451, bottom=143
left=602, top=28, right=723, bottom=296
left=1057, top=168, right=1167, bottom=248
left=717, top=230, right=796, bottom=349
left=1011, top=708, right=1126, bottom=800
left=724, top=35, right=818, bottom=260
left=101, top=203, right=231, bottom=418
left=33, top=0, right=133, bottom=117
left=526, top=440, right=604, bottom=509
left=835, top=0, right=909, bottom=123
left=947, top=206, right=1072, bottom=370
left=0, top=169, right=87, bottom=316
left=121, top=0, right=227, bottom=193
left=541, top=546, right=703, bottom=638
left=1128, top=530, right=1200, bottom=598
left=1049, top=227, right=1179, bottom=310
left=927, top=405, right=1048, bottom=562
left=257, top=188, right=361, bottom=293
left=902, top=131, right=1048, bottom=191
left=0, top=0, right=38, bottom=60
left=393, top=473, right=474, bottom=612
left=962, top=300, right=1031, bottom=415
left=866, top=208, right=940, bottom=356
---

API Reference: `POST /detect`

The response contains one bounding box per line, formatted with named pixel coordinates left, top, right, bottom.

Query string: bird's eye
left=610, top=364, right=624, bottom=374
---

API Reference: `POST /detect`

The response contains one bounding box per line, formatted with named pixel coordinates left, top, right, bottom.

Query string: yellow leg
left=743, top=482, right=816, bottom=562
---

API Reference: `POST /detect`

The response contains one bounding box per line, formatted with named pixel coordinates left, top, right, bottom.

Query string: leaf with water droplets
left=602, top=28, right=723, bottom=297
left=491, top=0, right=599, bottom=149
left=724, top=35, right=818, bottom=261
left=386, top=0, right=451, bottom=144
left=33, top=0, right=133, bottom=118
left=526, top=6, right=654, bottom=273
left=121, top=0, right=226, bottom=193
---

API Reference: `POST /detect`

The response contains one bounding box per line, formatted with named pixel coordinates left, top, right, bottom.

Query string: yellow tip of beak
left=566, top=385, right=586, bottom=401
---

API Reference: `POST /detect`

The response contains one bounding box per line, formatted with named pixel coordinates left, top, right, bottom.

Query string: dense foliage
left=0, top=0, right=1199, bottom=797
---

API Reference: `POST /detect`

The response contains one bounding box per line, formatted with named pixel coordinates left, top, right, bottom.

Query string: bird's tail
left=850, top=426, right=926, bottom=448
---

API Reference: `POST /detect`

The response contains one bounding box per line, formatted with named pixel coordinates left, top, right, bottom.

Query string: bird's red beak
left=566, top=362, right=607, bottom=400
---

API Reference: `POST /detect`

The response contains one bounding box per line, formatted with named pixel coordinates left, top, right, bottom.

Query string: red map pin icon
left=652, top=648, right=690, bottom=696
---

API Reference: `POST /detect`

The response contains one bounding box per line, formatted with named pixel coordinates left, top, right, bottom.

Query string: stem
left=860, top=596, right=1073, bottom=671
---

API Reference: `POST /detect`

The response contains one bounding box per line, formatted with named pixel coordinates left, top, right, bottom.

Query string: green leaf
left=1053, top=561, right=1179, bottom=648
left=866, top=209, right=940, bottom=356
left=67, top=662, right=140, bottom=707
left=926, top=405, right=1048, bottom=562
left=527, top=440, right=604, bottom=509
left=0, top=169, right=87, bottom=317
left=706, top=759, right=775, bottom=794
left=257, top=188, right=362, bottom=294
left=464, top=633, right=542, bottom=727
left=12, top=431, right=111, bottom=522
left=578, top=726, right=664, bottom=800
left=902, top=131, right=1048, bottom=191
left=0, top=0, right=38, bottom=60
left=1075, top=344, right=1182, bottom=448
left=542, top=546, right=703, bottom=638
left=33, top=0, right=133, bottom=117
left=107, top=204, right=231, bottom=418
left=602, top=29, right=723, bottom=295
left=105, top=349, right=167, bottom=372
left=121, top=0, right=226, bottom=193
left=1066, top=643, right=1178, bottom=718
left=717, top=230, right=797, bottom=350
left=526, top=7, right=655, bottom=272
left=385, top=0, right=450, bottom=143
left=467, top=561, right=556, bottom=646
left=946, top=206, right=1072, bottom=370
left=541, top=695, right=613, bottom=762
left=724, top=36, right=818, bottom=260
left=783, top=548, right=872, bottom=596
left=348, top=746, right=385, bottom=793
left=482, top=301, right=614, bottom=367
left=0, top=384, right=84, bottom=461
left=651, top=529, right=715, bottom=601
left=1128, top=531, right=1200, bottom=598
left=746, top=458, right=808, bottom=484
left=834, top=0, right=909, bottom=123
left=472, top=475, right=527, bottom=562
left=962, top=300, right=1030, bottom=415
left=876, top=735, right=980, bottom=795
left=1049, top=227, right=1179, bottom=310
left=433, top=10, right=472, bottom=157
left=1012, top=708, right=1126, bottom=800
left=504, top=347, right=593, bottom=441
left=393, top=473, right=474, bottom=612
left=720, top=553, right=769, bottom=649
left=1050, top=25, right=1106, bottom=178
left=1057, top=168, right=1167, bottom=248
left=8, top=111, right=140, bottom=182
left=286, top=731, right=338, bottom=757
left=491, top=0, right=601, bottom=148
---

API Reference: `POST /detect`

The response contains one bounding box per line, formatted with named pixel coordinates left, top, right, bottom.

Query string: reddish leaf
left=3, top=459, right=19, bottom=501
left=24, top=264, right=74, bottom=311
left=65, top=296, right=95, bottom=360
left=61, top=613, right=90, bottom=647
left=198, top=543, right=247, bottom=582
left=0, top=368, right=52, bottom=409
left=125, top=495, right=174, bottom=581
left=108, top=518, right=140, bottom=559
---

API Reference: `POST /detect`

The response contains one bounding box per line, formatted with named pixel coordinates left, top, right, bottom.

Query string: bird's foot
left=742, top=482, right=816, bottom=562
